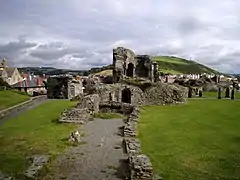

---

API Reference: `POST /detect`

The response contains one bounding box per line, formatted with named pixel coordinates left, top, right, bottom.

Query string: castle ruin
left=112, top=47, right=159, bottom=83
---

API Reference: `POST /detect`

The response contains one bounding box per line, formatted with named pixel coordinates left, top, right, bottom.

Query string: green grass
left=138, top=99, right=240, bottom=180
left=202, top=91, right=240, bottom=99
left=93, top=112, right=125, bottom=119
left=0, top=90, right=30, bottom=110
left=153, top=56, right=220, bottom=75
left=0, top=100, right=77, bottom=176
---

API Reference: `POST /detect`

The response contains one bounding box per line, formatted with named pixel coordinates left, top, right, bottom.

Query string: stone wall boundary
left=123, top=106, right=160, bottom=180
left=0, top=95, right=47, bottom=120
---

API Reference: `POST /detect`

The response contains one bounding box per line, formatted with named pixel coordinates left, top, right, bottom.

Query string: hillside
left=153, top=56, right=220, bottom=75
left=19, top=67, right=88, bottom=76
left=89, top=56, right=220, bottom=76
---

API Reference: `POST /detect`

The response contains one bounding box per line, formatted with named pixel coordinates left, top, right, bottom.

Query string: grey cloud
left=177, top=16, right=206, bottom=35
left=0, top=38, right=37, bottom=55
left=1, top=0, right=240, bottom=73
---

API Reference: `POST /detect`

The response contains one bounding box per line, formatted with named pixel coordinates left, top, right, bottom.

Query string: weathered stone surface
left=0, top=171, right=12, bottom=180
left=124, top=138, right=141, bottom=154
left=124, top=121, right=137, bottom=137
left=92, top=83, right=145, bottom=106
left=129, top=154, right=154, bottom=180
left=68, top=130, right=81, bottom=143
left=144, top=82, right=187, bottom=105
left=24, top=155, right=49, bottom=179
left=59, top=108, right=90, bottom=123
left=76, top=94, right=100, bottom=114
left=99, top=101, right=134, bottom=115
left=113, top=47, right=159, bottom=83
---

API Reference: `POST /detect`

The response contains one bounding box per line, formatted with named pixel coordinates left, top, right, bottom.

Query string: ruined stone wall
left=93, top=83, right=145, bottom=106
left=91, top=81, right=187, bottom=106
left=113, top=47, right=159, bottom=83
left=123, top=106, right=155, bottom=180
left=59, top=94, right=100, bottom=123
left=68, top=82, right=83, bottom=100
left=113, top=47, right=136, bottom=73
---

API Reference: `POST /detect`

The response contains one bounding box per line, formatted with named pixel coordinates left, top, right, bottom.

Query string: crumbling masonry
left=113, top=47, right=159, bottom=83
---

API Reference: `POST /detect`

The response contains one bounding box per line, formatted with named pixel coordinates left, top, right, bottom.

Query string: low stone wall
left=123, top=106, right=155, bottom=180
left=59, top=108, right=90, bottom=123
left=99, top=101, right=134, bottom=115
left=0, top=95, right=47, bottom=120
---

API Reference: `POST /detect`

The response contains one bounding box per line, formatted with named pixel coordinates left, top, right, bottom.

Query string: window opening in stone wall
left=122, top=88, right=131, bottom=103
left=126, top=63, right=134, bottom=77
left=135, top=61, right=149, bottom=78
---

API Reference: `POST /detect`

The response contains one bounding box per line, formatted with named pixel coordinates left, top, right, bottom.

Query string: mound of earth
left=144, top=82, right=187, bottom=105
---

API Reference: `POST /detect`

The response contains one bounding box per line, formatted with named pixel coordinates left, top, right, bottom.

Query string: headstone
left=231, top=88, right=235, bottom=100
left=225, top=87, right=230, bottom=98
left=199, top=89, right=203, bottom=97
left=195, top=88, right=199, bottom=95
left=188, top=87, right=192, bottom=98
left=218, top=87, right=222, bottom=99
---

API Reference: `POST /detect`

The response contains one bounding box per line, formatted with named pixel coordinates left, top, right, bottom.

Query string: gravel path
left=0, top=96, right=49, bottom=126
left=46, top=118, right=128, bottom=180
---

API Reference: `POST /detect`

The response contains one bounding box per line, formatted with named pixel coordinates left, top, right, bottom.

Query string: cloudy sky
left=0, top=0, right=240, bottom=73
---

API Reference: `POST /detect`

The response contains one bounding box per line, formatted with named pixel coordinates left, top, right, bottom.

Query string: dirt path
left=46, top=118, right=128, bottom=180
left=0, top=96, right=49, bottom=126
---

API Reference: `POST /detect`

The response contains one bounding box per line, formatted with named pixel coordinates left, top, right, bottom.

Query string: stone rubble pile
left=59, top=108, right=90, bottom=123
left=68, top=130, right=81, bottom=143
left=144, top=82, right=187, bottom=105
left=24, top=155, right=49, bottom=179
left=0, top=171, right=12, bottom=180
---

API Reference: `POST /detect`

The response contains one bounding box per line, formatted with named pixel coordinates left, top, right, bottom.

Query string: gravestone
left=199, top=89, right=203, bottom=97
left=218, top=87, right=222, bottom=99
left=225, top=87, right=230, bottom=98
left=231, top=88, right=235, bottom=100
left=188, top=87, right=192, bottom=98
left=195, top=88, right=199, bottom=95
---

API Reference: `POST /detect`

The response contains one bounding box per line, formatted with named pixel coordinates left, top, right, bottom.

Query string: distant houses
left=12, top=74, right=46, bottom=96
left=0, top=58, right=47, bottom=96
left=0, top=59, right=23, bottom=85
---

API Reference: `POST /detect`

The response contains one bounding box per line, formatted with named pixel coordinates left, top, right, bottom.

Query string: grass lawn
left=0, top=100, right=77, bottom=177
left=138, top=99, right=240, bottom=180
left=0, top=90, right=30, bottom=110
left=202, top=91, right=240, bottom=99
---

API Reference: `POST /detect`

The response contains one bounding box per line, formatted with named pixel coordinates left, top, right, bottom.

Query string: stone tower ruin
left=112, top=47, right=159, bottom=83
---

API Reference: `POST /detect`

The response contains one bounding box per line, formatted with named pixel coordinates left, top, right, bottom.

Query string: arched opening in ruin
left=135, top=61, right=149, bottom=78
left=126, top=63, right=134, bottom=77
left=122, top=88, right=131, bottom=104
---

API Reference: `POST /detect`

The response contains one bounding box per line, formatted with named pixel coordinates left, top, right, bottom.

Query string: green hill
left=153, top=56, right=220, bottom=75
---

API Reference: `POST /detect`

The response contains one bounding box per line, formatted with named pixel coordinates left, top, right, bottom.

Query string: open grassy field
left=0, top=90, right=30, bottom=110
left=138, top=99, right=240, bottom=180
left=153, top=56, right=219, bottom=75
left=202, top=91, right=240, bottom=99
left=0, top=100, right=77, bottom=176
